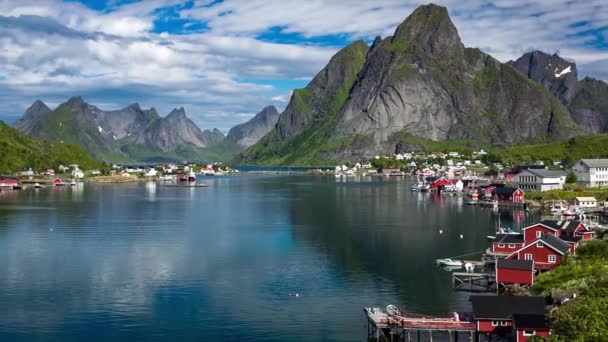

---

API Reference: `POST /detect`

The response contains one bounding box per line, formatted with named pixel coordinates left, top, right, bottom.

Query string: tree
left=566, top=172, right=577, bottom=184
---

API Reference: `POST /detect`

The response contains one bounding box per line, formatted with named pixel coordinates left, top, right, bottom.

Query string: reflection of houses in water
left=146, top=181, right=157, bottom=202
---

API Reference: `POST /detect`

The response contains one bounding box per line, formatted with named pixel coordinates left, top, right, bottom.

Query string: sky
left=0, top=0, right=607, bottom=132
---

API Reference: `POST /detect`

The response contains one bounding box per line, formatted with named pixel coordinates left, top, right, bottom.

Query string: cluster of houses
left=490, top=220, right=594, bottom=287
left=110, top=163, right=237, bottom=179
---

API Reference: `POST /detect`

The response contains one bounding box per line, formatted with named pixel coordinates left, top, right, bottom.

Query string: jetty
left=364, top=307, right=477, bottom=342
left=451, top=272, right=496, bottom=291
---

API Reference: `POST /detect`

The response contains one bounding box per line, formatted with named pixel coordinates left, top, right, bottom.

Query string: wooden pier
left=364, top=308, right=478, bottom=342
left=451, top=272, right=496, bottom=291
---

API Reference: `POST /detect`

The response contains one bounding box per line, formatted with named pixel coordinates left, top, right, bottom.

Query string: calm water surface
left=0, top=175, right=537, bottom=341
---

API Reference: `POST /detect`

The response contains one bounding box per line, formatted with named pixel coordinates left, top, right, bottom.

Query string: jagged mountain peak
left=228, top=105, right=281, bottom=148
left=128, top=103, right=142, bottom=111
left=167, top=107, right=187, bottom=119
left=392, top=3, right=463, bottom=59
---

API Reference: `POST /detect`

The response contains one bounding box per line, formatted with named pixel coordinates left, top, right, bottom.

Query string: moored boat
left=435, top=258, right=463, bottom=267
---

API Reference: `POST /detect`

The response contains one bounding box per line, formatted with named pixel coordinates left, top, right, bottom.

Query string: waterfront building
left=513, top=169, right=566, bottom=191
left=572, top=159, right=608, bottom=187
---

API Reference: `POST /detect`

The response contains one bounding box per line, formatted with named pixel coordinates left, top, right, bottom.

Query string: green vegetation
left=0, top=121, right=105, bottom=174
left=531, top=240, right=608, bottom=341
left=524, top=187, right=608, bottom=202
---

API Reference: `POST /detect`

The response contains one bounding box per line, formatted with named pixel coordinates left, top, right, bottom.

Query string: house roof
left=580, top=159, right=608, bottom=168
left=521, top=169, right=566, bottom=178
left=470, top=296, right=546, bottom=320
left=539, top=234, right=571, bottom=254
left=497, top=259, right=534, bottom=271
left=495, top=187, right=522, bottom=195
left=513, top=314, right=549, bottom=330
left=575, top=197, right=597, bottom=202
left=528, top=220, right=579, bottom=232
left=494, top=234, right=524, bottom=244
left=561, top=235, right=582, bottom=243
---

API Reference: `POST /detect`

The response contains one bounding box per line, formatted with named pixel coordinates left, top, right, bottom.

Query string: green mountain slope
left=0, top=121, right=104, bottom=174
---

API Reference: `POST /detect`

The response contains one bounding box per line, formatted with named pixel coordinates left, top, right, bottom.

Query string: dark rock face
left=569, top=77, right=608, bottom=133
left=13, top=99, right=51, bottom=133
left=509, top=50, right=578, bottom=104
left=227, top=106, right=279, bottom=147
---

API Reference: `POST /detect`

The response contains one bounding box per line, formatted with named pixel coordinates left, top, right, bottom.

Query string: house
left=144, top=168, right=158, bottom=177
left=381, top=168, right=401, bottom=175
left=573, top=159, right=608, bottom=187
left=496, top=259, right=534, bottom=286
left=448, top=179, right=464, bottom=191
left=0, top=176, right=20, bottom=188
left=43, top=169, right=55, bottom=176
left=523, top=220, right=594, bottom=243
left=574, top=196, right=597, bottom=208
left=507, top=234, right=571, bottom=270
left=513, top=314, right=551, bottom=342
left=491, top=234, right=525, bottom=256
left=53, top=178, right=64, bottom=186
left=495, top=187, right=524, bottom=203
left=71, top=169, right=84, bottom=179
left=513, top=169, right=566, bottom=191
left=432, top=177, right=451, bottom=189
left=20, top=168, right=35, bottom=177
left=470, top=295, right=548, bottom=341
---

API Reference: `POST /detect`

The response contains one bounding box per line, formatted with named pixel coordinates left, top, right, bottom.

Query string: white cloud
left=0, top=0, right=607, bottom=132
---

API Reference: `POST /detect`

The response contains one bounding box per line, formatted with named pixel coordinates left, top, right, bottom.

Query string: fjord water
left=0, top=175, right=533, bottom=341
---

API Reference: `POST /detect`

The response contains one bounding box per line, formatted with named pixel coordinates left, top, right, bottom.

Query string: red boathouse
left=496, top=259, right=534, bottom=286
left=507, top=234, right=570, bottom=270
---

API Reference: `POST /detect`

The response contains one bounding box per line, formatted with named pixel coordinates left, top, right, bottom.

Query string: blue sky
left=0, top=0, right=607, bottom=132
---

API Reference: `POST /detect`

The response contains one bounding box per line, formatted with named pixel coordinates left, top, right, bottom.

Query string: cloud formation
left=0, top=0, right=607, bottom=132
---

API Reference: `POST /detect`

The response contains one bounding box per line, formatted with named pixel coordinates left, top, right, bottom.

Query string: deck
left=364, top=307, right=477, bottom=341
left=452, top=272, right=496, bottom=291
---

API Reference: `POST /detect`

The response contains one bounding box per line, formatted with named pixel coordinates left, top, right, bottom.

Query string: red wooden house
left=507, top=234, right=570, bottom=270
left=491, top=234, right=525, bottom=256
left=0, top=176, right=20, bottom=188
left=496, top=259, right=534, bottom=286
left=471, top=295, right=547, bottom=340
left=513, top=315, right=551, bottom=342
left=432, top=177, right=451, bottom=189
left=522, top=220, right=594, bottom=245
left=495, top=187, right=524, bottom=203
left=53, top=178, right=64, bottom=186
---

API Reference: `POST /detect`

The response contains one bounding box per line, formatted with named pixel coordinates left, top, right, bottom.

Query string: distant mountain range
left=13, top=96, right=279, bottom=163
left=237, top=4, right=608, bottom=165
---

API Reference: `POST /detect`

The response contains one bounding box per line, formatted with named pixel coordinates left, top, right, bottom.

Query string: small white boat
left=436, top=258, right=463, bottom=267
left=34, top=183, right=45, bottom=189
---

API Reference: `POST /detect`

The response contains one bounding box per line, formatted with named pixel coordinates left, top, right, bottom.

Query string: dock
left=451, top=272, right=496, bottom=291
left=364, top=307, right=477, bottom=341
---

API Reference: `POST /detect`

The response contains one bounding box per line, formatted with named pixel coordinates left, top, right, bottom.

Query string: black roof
left=497, top=259, right=533, bottom=271
left=537, top=220, right=583, bottom=233
left=513, top=314, right=549, bottom=329
left=561, top=235, right=582, bottom=243
left=470, top=296, right=546, bottom=320
left=539, top=234, right=571, bottom=254
left=494, top=234, right=524, bottom=244
left=495, top=187, right=522, bottom=195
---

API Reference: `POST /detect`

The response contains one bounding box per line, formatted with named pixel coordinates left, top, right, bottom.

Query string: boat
left=465, top=200, right=478, bottom=205
left=34, top=183, right=45, bottom=189
left=202, top=167, right=215, bottom=176
left=188, top=171, right=197, bottom=182
left=435, top=258, right=463, bottom=267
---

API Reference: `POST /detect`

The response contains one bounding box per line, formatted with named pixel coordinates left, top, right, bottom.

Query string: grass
left=0, top=121, right=105, bottom=174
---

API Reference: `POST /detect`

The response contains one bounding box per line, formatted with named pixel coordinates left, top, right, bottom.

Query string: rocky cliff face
left=510, top=51, right=608, bottom=133
left=509, top=51, right=578, bottom=105
left=569, top=77, right=608, bottom=133
left=227, top=106, right=279, bottom=147
left=13, top=97, right=232, bottom=162
left=239, top=4, right=580, bottom=165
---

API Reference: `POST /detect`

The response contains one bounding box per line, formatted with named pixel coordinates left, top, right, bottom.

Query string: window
left=523, top=330, right=536, bottom=336
left=536, top=242, right=544, bottom=248
left=509, top=244, right=515, bottom=248
left=549, top=255, right=557, bottom=263
left=536, top=231, right=542, bottom=238
left=525, top=253, right=533, bottom=260
left=500, top=321, right=508, bottom=326
left=491, top=321, right=499, bottom=326
left=498, top=244, right=505, bottom=248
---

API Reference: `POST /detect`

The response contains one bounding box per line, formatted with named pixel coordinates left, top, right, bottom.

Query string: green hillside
left=0, top=121, right=105, bottom=174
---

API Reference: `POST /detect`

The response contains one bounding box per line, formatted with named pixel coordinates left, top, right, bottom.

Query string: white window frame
left=498, top=243, right=505, bottom=248
left=523, top=330, right=536, bottom=336
left=525, top=253, right=533, bottom=260
left=549, top=255, right=557, bottom=263
left=508, top=244, right=515, bottom=248
left=491, top=321, right=499, bottom=326
left=500, top=321, right=508, bottom=326
left=536, top=242, right=543, bottom=248
left=536, top=231, right=542, bottom=238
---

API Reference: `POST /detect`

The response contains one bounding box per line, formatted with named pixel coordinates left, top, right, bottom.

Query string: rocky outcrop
left=13, top=99, right=51, bottom=133
left=227, top=106, right=279, bottom=147
left=509, top=51, right=578, bottom=105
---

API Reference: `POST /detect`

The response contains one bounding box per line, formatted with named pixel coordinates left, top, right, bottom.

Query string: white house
left=575, top=197, right=598, bottom=208
left=144, top=168, right=158, bottom=177
left=20, top=168, right=35, bottom=176
left=573, top=159, right=608, bottom=187
left=513, top=169, right=566, bottom=191
left=71, top=169, right=84, bottom=179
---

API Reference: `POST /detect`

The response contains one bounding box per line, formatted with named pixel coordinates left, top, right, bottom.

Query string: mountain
left=510, top=51, right=608, bottom=133
left=569, top=77, right=608, bottom=133
left=239, top=4, right=579, bottom=165
left=0, top=121, right=103, bottom=174
left=13, top=97, right=233, bottom=163
left=509, top=51, right=578, bottom=104
left=227, top=106, right=280, bottom=147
